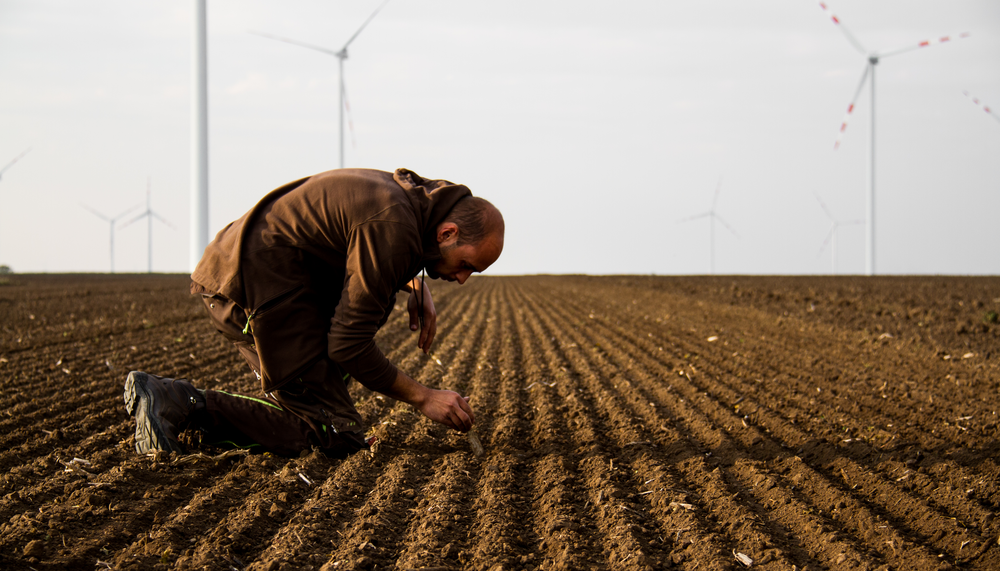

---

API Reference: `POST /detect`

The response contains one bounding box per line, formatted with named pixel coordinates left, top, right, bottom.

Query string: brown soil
left=0, top=274, right=998, bottom=571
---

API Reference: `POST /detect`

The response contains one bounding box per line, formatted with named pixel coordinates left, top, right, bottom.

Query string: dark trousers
left=191, top=278, right=367, bottom=458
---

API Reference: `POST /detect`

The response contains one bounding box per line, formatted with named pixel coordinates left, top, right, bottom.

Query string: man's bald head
left=443, top=196, right=504, bottom=247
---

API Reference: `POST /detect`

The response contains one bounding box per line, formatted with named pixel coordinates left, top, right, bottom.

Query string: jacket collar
left=393, top=167, right=472, bottom=269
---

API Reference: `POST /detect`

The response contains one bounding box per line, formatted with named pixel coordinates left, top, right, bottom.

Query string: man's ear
left=437, top=222, right=459, bottom=245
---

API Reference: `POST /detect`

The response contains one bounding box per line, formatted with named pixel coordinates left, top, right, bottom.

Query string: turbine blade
left=964, top=90, right=1000, bottom=124
left=114, top=203, right=143, bottom=220
left=814, top=194, right=835, bottom=221
left=250, top=30, right=339, bottom=57
left=0, top=147, right=31, bottom=177
left=817, top=225, right=835, bottom=257
left=834, top=64, right=870, bottom=149
left=711, top=177, right=723, bottom=210
left=876, top=32, right=971, bottom=59
left=713, top=214, right=740, bottom=238
left=81, top=203, right=111, bottom=222
left=677, top=212, right=711, bottom=223
left=120, top=211, right=149, bottom=229
left=342, top=77, right=358, bottom=149
left=151, top=211, right=175, bottom=229
left=341, top=0, right=391, bottom=52
left=818, top=2, right=868, bottom=55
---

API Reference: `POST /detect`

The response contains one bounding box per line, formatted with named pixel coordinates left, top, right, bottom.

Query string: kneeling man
left=124, top=168, right=503, bottom=457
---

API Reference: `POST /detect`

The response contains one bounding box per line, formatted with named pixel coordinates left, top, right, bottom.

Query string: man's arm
left=405, top=277, right=437, bottom=353
left=380, top=369, right=475, bottom=432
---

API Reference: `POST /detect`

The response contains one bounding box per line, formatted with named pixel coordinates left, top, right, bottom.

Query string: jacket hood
left=393, top=168, right=472, bottom=261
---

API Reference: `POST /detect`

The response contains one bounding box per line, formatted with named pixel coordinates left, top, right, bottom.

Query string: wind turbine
left=121, top=178, right=174, bottom=274
left=81, top=203, right=141, bottom=273
left=963, top=91, right=1000, bottom=124
left=251, top=0, right=391, bottom=169
left=818, top=2, right=970, bottom=276
left=678, top=178, right=739, bottom=275
left=815, top=194, right=863, bottom=275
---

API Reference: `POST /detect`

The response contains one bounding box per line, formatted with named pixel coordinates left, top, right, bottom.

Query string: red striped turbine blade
left=964, top=90, right=1000, bottom=123
left=834, top=65, right=871, bottom=149
left=878, top=32, right=971, bottom=58
left=818, top=2, right=868, bottom=55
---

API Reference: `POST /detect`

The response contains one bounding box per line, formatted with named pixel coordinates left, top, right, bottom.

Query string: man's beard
left=425, top=242, right=457, bottom=280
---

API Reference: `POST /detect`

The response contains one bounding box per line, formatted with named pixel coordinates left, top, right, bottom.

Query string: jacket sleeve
left=327, top=219, right=417, bottom=392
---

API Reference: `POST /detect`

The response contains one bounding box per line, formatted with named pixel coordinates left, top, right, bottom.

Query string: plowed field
left=1, top=274, right=998, bottom=571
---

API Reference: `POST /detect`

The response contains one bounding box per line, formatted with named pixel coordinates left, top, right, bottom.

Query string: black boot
left=123, top=371, right=206, bottom=454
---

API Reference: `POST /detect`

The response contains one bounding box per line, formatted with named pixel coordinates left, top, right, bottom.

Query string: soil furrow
left=562, top=287, right=1000, bottom=535
left=461, top=280, right=543, bottom=569
left=261, top=280, right=491, bottom=570
left=3, top=274, right=999, bottom=571
left=518, top=282, right=799, bottom=570
left=555, top=278, right=985, bottom=450
left=535, top=278, right=999, bottom=568
left=505, top=282, right=612, bottom=570
left=515, top=282, right=729, bottom=569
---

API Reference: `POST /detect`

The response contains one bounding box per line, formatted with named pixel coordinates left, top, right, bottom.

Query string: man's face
left=428, top=227, right=503, bottom=284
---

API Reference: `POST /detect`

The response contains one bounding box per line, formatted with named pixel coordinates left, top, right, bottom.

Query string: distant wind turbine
left=81, top=203, right=141, bottom=273
left=678, top=178, right=739, bottom=275
left=817, top=2, right=970, bottom=276
left=121, top=178, right=174, bottom=274
left=0, top=148, right=30, bottom=182
left=251, top=0, right=391, bottom=169
left=815, top=194, right=863, bottom=275
left=963, top=91, right=1000, bottom=124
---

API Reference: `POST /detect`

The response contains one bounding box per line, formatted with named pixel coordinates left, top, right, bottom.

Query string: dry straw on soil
left=0, top=274, right=998, bottom=570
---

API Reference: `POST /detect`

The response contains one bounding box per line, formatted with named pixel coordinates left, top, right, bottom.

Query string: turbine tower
left=818, top=2, right=970, bottom=276
left=963, top=91, right=1000, bottom=124
left=678, top=178, right=738, bottom=275
left=81, top=203, right=141, bottom=273
left=815, top=194, right=863, bottom=275
left=191, top=0, right=209, bottom=272
left=251, top=0, right=391, bottom=169
left=121, top=178, right=174, bottom=274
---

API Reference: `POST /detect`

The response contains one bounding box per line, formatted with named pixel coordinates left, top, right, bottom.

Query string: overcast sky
left=1, top=0, right=998, bottom=276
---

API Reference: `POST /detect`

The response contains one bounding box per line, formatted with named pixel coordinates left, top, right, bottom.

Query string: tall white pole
left=110, top=222, right=115, bottom=274
left=831, top=227, right=837, bottom=275
left=191, top=0, right=209, bottom=271
left=338, top=56, right=345, bottom=169
left=709, top=215, right=715, bottom=275
left=866, top=58, right=876, bottom=276
left=147, top=182, right=153, bottom=274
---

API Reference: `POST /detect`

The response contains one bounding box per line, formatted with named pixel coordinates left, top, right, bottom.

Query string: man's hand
left=416, top=389, right=475, bottom=432
left=407, top=278, right=437, bottom=354
left=383, top=370, right=475, bottom=432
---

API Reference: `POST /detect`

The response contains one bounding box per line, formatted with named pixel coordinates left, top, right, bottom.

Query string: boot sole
left=124, top=371, right=184, bottom=454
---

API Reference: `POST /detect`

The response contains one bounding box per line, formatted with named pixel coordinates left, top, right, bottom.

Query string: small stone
left=23, top=539, right=45, bottom=558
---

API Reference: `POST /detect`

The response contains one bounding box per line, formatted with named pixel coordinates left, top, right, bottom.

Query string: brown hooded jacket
left=191, top=168, right=471, bottom=394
